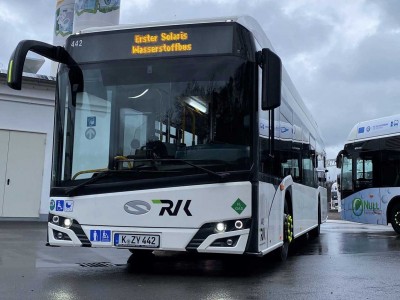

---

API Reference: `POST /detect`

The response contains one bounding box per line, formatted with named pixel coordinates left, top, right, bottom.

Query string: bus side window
left=302, top=157, right=315, bottom=187
left=381, top=151, right=400, bottom=187
left=342, top=156, right=353, bottom=190
left=355, top=157, right=373, bottom=189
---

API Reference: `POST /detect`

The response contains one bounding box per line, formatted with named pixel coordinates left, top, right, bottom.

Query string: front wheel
left=389, top=203, right=400, bottom=234
left=310, top=200, right=321, bottom=238
left=309, top=223, right=320, bottom=238
left=274, top=199, right=293, bottom=261
left=129, top=249, right=154, bottom=256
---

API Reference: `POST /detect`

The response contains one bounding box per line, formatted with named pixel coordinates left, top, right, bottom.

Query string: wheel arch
left=386, top=196, right=400, bottom=224
left=318, top=194, right=322, bottom=224
left=284, top=186, right=293, bottom=216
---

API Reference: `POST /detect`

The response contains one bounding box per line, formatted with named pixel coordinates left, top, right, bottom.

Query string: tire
left=129, top=249, right=154, bottom=256
left=310, top=223, right=320, bottom=238
left=274, top=198, right=293, bottom=261
left=310, top=200, right=321, bottom=238
left=127, top=249, right=155, bottom=267
left=390, top=203, right=400, bottom=234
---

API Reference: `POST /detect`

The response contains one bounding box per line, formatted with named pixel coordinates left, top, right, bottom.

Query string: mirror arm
left=7, top=40, right=72, bottom=90
left=269, top=109, right=275, bottom=158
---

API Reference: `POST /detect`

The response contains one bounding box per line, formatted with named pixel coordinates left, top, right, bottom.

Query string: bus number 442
left=71, top=40, right=83, bottom=47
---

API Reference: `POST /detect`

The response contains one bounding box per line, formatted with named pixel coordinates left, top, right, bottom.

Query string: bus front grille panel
left=70, top=221, right=91, bottom=247
left=186, top=224, right=215, bottom=252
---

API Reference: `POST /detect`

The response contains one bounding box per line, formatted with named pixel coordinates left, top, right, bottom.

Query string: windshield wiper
left=114, top=157, right=231, bottom=180
left=65, top=170, right=111, bottom=196
left=65, top=159, right=230, bottom=196
left=65, top=166, right=164, bottom=196
left=156, top=159, right=231, bottom=181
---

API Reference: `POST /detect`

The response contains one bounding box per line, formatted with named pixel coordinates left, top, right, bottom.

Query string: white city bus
left=336, top=114, right=400, bottom=234
left=7, top=16, right=327, bottom=260
left=330, top=182, right=340, bottom=210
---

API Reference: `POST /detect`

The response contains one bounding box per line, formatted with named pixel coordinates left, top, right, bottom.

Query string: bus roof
left=74, top=15, right=324, bottom=153
left=76, top=16, right=275, bottom=49
left=346, top=114, right=400, bottom=143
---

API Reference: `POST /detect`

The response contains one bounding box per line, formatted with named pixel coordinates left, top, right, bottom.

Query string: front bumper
left=47, top=220, right=250, bottom=255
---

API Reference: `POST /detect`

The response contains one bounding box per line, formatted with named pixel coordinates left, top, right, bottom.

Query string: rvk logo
left=152, top=199, right=192, bottom=216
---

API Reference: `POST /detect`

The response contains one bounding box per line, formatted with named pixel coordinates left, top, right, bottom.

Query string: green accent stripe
left=7, top=60, right=13, bottom=83
left=152, top=199, right=161, bottom=204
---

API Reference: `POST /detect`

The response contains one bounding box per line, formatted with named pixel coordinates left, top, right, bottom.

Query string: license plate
left=113, top=233, right=160, bottom=248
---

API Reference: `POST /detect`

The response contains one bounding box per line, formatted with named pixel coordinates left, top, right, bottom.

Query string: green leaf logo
left=352, top=198, right=364, bottom=216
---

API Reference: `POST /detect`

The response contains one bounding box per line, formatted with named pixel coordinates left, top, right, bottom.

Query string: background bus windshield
left=54, top=56, right=254, bottom=184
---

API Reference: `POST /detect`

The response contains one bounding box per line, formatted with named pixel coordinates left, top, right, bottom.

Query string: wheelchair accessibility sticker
left=90, top=230, right=111, bottom=242
left=50, top=199, right=74, bottom=212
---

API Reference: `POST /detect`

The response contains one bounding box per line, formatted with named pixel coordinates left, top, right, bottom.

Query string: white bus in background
left=330, top=182, right=340, bottom=211
left=8, top=16, right=327, bottom=261
left=336, top=114, right=400, bottom=234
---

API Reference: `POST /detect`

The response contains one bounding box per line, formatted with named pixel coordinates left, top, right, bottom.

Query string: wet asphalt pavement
left=1, top=211, right=400, bottom=300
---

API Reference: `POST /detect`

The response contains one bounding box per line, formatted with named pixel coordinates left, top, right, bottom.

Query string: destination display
left=66, top=23, right=241, bottom=63
left=132, top=31, right=192, bottom=55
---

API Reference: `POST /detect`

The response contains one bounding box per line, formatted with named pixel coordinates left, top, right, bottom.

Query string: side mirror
left=336, top=150, right=345, bottom=169
left=7, top=40, right=71, bottom=90
left=336, top=157, right=342, bottom=169
left=261, top=48, right=282, bottom=110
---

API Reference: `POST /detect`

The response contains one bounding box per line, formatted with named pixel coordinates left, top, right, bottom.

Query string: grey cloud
left=263, top=9, right=335, bottom=58
left=0, top=0, right=54, bottom=71
left=318, top=33, right=400, bottom=83
left=301, top=78, right=400, bottom=151
left=119, top=0, right=400, bottom=158
left=368, top=0, right=400, bottom=29
left=2, top=0, right=400, bottom=160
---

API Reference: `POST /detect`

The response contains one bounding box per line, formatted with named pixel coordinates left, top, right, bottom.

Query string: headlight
left=63, top=218, right=73, bottom=228
left=215, top=222, right=226, bottom=233
left=52, top=215, right=60, bottom=225
left=234, top=220, right=244, bottom=229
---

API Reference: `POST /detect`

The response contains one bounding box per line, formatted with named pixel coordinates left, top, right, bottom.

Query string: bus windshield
left=53, top=56, right=254, bottom=185
left=341, top=150, right=377, bottom=196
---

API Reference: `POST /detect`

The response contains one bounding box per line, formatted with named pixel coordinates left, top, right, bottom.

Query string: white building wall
left=0, top=72, right=55, bottom=219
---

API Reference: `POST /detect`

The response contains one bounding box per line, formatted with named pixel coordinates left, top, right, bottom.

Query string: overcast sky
left=1, top=0, right=400, bottom=160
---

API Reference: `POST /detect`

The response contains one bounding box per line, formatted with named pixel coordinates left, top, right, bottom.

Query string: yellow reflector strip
left=7, top=60, right=13, bottom=83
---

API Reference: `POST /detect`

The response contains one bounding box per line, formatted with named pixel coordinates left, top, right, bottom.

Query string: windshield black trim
left=50, top=171, right=252, bottom=197
left=65, top=22, right=256, bottom=64
left=64, top=159, right=233, bottom=196
left=54, top=55, right=256, bottom=187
